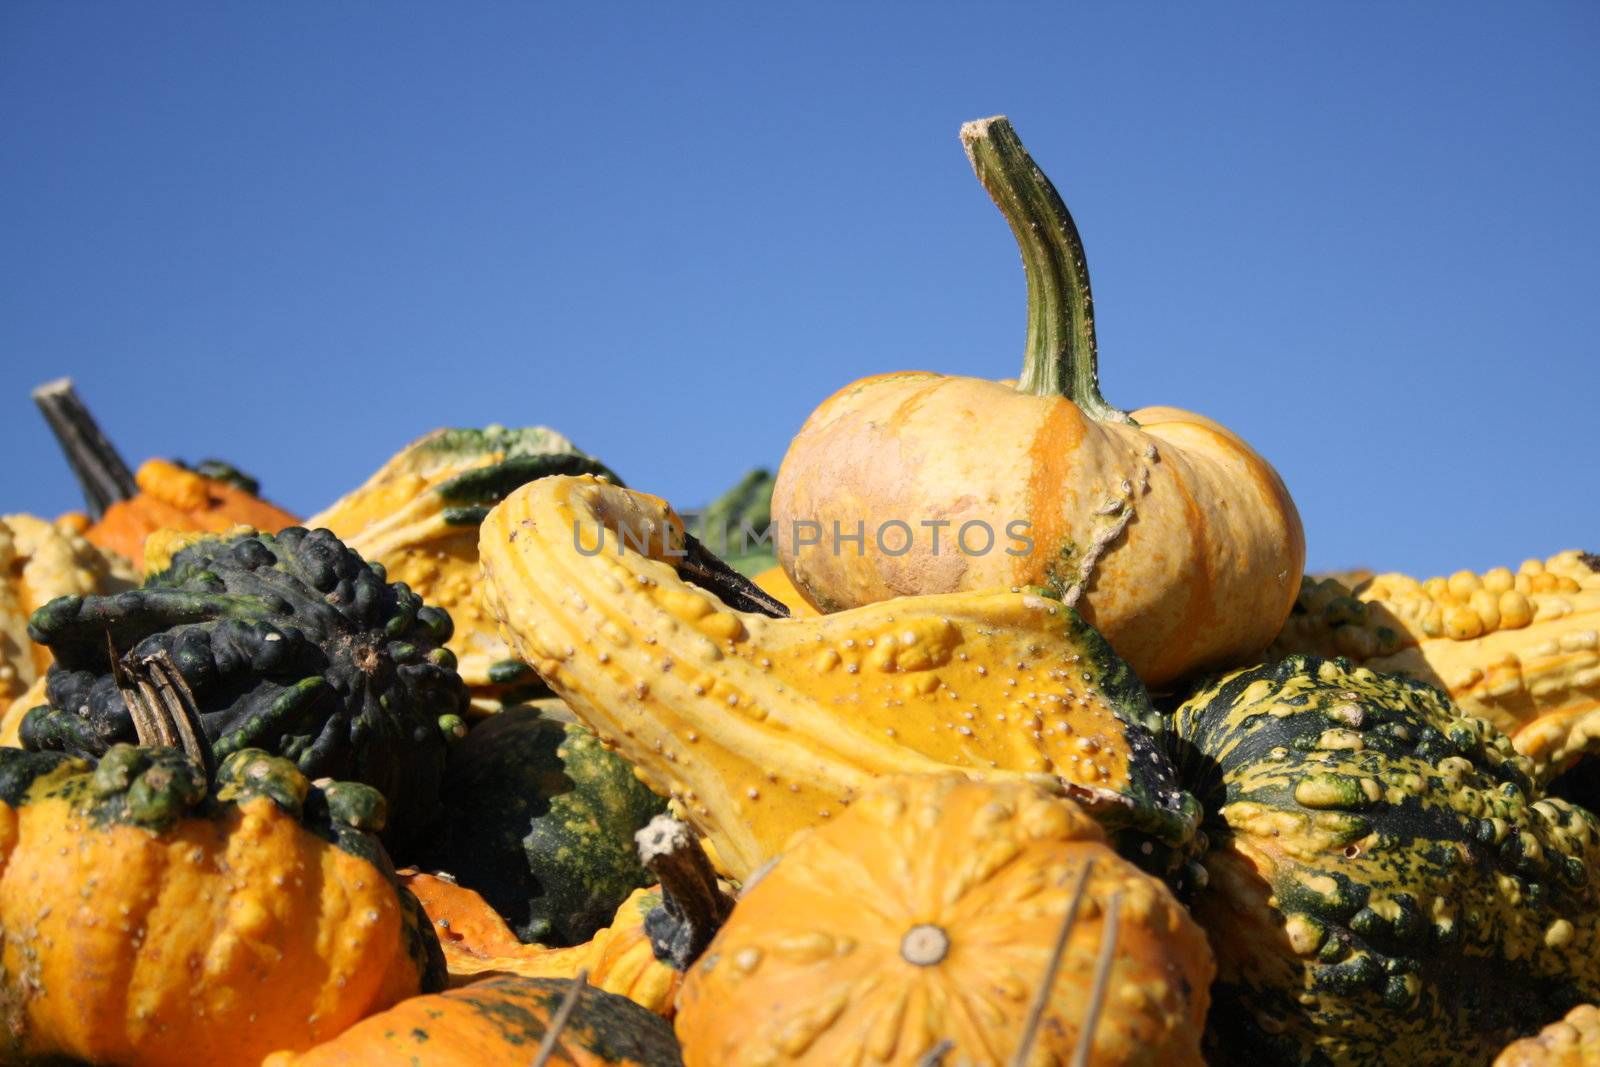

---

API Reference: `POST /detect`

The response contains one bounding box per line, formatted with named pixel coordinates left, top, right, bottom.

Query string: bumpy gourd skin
left=426, top=704, right=666, bottom=946
left=310, top=425, right=620, bottom=708
left=1172, top=655, right=1600, bottom=1066
left=0, top=513, right=135, bottom=703
left=1495, top=1004, right=1600, bottom=1067
left=1270, top=551, right=1600, bottom=777
left=20, top=527, right=468, bottom=854
left=479, top=476, right=1199, bottom=883
left=0, top=745, right=444, bottom=1066
left=675, top=776, right=1214, bottom=1067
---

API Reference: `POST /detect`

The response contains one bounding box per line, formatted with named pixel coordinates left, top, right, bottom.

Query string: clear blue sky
left=3, top=4, right=1595, bottom=577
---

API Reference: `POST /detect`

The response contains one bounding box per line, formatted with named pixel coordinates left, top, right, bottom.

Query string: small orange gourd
left=402, top=870, right=683, bottom=1017
left=674, top=775, right=1213, bottom=1066
left=0, top=745, right=443, bottom=1066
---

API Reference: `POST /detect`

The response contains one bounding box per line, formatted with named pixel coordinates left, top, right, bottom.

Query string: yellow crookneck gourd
left=479, top=476, right=1196, bottom=882
left=309, top=426, right=619, bottom=710
left=1271, top=551, right=1600, bottom=774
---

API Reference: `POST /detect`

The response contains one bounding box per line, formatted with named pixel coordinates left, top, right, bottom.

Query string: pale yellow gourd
left=0, top=514, right=135, bottom=704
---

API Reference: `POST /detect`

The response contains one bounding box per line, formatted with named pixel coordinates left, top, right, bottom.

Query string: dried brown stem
left=1070, top=890, right=1123, bottom=1067
left=32, top=378, right=138, bottom=519
left=1010, top=858, right=1096, bottom=1067
left=635, top=814, right=736, bottom=969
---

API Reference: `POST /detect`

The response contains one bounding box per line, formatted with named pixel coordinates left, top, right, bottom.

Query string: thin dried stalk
left=1010, top=859, right=1096, bottom=1067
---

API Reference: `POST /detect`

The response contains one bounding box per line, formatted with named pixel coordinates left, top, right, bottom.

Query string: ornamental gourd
left=424, top=704, right=667, bottom=946
left=20, top=526, right=469, bottom=855
left=1172, top=655, right=1600, bottom=1065
left=0, top=745, right=444, bottom=1066
left=770, top=117, right=1303, bottom=687
left=35, top=378, right=298, bottom=568
left=675, top=775, right=1214, bottom=1066
left=0, top=512, right=135, bottom=703
left=262, top=975, right=684, bottom=1067
left=1271, top=551, right=1600, bottom=775
left=403, top=871, right=683, bottom=1017
left=1495, top=1005, right=1600, bottom=1067
left=309, top=425, right=620, bottom=708
left=479, top=475, right=1198, bottom=882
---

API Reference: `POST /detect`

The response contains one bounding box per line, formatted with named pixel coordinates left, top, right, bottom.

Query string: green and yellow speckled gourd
left=19, top=526, right=469, bottom=855
left=1271, top=551, right=1600, bottom=776
left=1495, top=1005, right=1600, bottom=1067
left=0, top=513, right=135, bottom=704
left=0, top=744, right=444, bottom=1066
left=309, top=425, right=620, bottom=711
left=424, top=703, right=667, bottom=946
left=1172, top=655, right=1600, bottom=1066
left=478, top=475, right=1198, bottom=883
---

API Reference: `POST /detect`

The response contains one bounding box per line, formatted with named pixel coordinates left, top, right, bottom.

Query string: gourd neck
left=959, top=117, right=1131, bottom=425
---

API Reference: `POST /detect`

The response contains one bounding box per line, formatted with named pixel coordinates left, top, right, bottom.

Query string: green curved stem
left=959, top=117, right=1131, bottom=424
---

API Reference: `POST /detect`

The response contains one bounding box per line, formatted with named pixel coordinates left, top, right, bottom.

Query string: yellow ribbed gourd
left=478, top=476, right=1197, bottom=882
left=308, top=426, right=618, bottom=708
left=0, top=514, right=135, bottom=704
left=1271, top=551, right=1600, bottom=774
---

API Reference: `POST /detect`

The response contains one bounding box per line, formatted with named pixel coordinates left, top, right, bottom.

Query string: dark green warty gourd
left=426, top=704, right=668, bottom=946
left=1171, top=655, right=1600, bottom=1067
left=20, top=526, right=469, bottom=855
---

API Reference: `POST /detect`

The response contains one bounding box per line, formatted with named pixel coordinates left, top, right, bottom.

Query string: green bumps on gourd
left=1172, top=655, right=1600, bottom=1067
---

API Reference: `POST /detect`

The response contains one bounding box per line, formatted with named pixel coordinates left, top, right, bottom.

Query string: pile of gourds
left=1, top=117, right=1595, bottom=1067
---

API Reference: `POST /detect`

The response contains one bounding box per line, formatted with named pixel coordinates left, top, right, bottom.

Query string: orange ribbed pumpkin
left=772, top=117, right=1302, bottom=687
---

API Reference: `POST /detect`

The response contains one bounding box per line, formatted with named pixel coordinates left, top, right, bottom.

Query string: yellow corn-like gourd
left=479, top=476, right=1194, bottom=882
left=1271, top=551, right=1600, bottom=774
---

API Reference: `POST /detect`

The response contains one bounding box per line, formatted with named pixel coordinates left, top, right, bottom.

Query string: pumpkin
left=694, top=468, right=777, bottom=577
left=34, top=378, right=299, bottom=567
left=674, top=775, right=1213, bottom=1066
left=478, top=475, right=1199, bottom=883
left=1495, top=1005, right=1600, bottom=1067
left=1171, top=655, right=1600, bottom=1065
left=424, top=703, right=667, bottom=946
left=1270, top=551, right=1600, bottom=777
left=261, top=974, right=683, bottom=1066
left=308, top=425, right=620, bottom=709
left=403, top=870, right=684, bottom=1017
left=19, top=526, right=469, bottom=855
left=770, top=116, right=1303, bottom=688
left=0, top=743, right=444, bottom=1066
left=0, top=512, right=135, bottom=703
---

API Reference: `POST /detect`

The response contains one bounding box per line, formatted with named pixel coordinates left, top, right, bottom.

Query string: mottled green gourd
left=695, top=468, right=776, bottom=577
left=427, top=705, right=668, bottom=946
left=20, top=527, right=468, bottom=856
left=1172, top=655, right=1600, bottom=1066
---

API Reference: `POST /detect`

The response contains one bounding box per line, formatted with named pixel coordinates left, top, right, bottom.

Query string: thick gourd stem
left=31, top=378, right=139, bottom=518
left=959, top=117, right=1131, bottom=424
left=635, top=815, right=735, bottom=970
left=113, top=644, right=215, bottom=776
